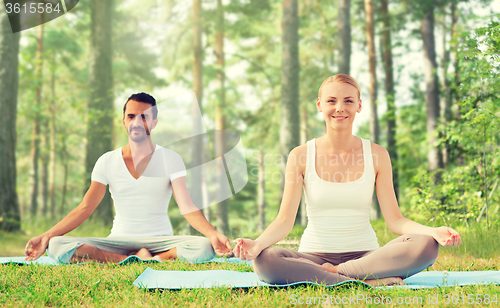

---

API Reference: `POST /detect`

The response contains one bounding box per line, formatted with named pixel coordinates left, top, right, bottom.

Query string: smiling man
left=25, top=92, right=232, bottom=263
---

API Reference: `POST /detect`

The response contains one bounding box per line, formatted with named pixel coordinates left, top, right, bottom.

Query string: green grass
left=1, top=220, right=499, bottom=307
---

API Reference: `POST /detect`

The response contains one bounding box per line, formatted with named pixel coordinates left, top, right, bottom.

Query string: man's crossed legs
left=47, top=235, right=215, bottom=264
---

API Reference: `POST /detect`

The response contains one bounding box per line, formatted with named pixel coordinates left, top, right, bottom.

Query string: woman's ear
left=357, top=99, right=362, bottom=113
left=316, top=97, right=322, bottom=112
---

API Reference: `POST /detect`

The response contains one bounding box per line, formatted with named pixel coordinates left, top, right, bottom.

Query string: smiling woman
left=233, top=74, right=462, bottom=287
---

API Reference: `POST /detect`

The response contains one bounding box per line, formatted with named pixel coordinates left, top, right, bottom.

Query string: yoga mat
left=0, top=255, right=160, bottom=265
left=0, top=256, right=251, bottom=266
left=133, top=268, right=371, bottom=289
left=133, top=268, right=500, bottom=290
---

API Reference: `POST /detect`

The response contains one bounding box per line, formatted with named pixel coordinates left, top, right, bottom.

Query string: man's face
left=123, top=100, right=157, bottom=143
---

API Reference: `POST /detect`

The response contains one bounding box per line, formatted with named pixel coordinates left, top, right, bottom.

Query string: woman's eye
left=327, top=100, right=334, bottom=103
left=346, top=100, right=353, bottom=103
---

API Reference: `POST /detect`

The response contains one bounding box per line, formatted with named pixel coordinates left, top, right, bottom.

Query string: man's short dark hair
left=123, top=92, right=158, bottom=119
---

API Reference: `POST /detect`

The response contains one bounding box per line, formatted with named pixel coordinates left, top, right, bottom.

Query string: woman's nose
left=335, top=102, right=345, bottom=112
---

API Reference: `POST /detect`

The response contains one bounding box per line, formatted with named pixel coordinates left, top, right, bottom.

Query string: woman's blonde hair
left=318, top=74, right=361, bottom=99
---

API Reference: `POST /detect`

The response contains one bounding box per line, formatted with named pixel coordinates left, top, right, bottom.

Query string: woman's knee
left=253, top=247, right=288, bottom=279
left=409, top=234, right=439, bottom=264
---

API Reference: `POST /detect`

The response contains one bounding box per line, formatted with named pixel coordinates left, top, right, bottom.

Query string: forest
left=0, top=0, right=499, bottom=238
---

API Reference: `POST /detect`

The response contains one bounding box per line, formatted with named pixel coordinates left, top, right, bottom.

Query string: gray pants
left=253, top=234, right=439, bottom=285
left=47, top=235, right=215, bottom=264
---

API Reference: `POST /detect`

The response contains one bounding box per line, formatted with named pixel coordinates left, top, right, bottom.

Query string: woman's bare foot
left=298, top=258, right=339, bottom=273
left=364, top=277, right=405, bottom=287
left=318, top=262, right=338, bottom=273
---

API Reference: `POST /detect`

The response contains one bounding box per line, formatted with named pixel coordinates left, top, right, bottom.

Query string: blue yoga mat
left=133, top=268, right=500, bottom=290
left=0, top=255, right=252, bottom=266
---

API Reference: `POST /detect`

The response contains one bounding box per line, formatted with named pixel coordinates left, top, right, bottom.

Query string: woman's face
left=316, top=81, right=362, bottom=130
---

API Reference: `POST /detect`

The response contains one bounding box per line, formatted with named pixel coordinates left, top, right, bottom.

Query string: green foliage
left=407, top=18, right=500, bottom=223
left=407, top=167, right=485, bottom=222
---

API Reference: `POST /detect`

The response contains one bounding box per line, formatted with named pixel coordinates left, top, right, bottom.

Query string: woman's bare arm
left=373, top=144, right=461, bottom=246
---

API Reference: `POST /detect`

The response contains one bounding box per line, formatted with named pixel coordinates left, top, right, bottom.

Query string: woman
left=234, top=74, right=461, bottom=286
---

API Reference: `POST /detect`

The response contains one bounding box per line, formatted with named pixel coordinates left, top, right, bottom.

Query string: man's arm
left=171, top=177, right=233, bottom=256
left=25, top=181, right=106, bottom=260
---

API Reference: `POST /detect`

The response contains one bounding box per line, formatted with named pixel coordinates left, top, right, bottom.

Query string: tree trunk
left=60, top=136, right=69, bottom=219
left=440, top=5, right=453, bottom=167
left=86, top=0, right=114, bottom=224
left=337, top=0, right=351, bottom=74
left=299, top=106, right=307, bottom=226
left=0, top=7, right=21, bottom=231
left=421, top=4, right=443, bottom=174
left=191, top=0, right=204, bottom=235
left=451, top=1, right=460, bottom=121
left=365, top=0, right=379, bottom=144
left=257, top=151, right=266, bottom=232
left=381, top=0, right=398, bottom=200
left=215, top=0, right=229, bottom=235
left=49, top=68, right=56, bottom=220
left=280, top=0, right=300, bottom=193
left=365, top=0, right=381, bottom=219
left=29, top=18, right=44, bottom=217
left=41, top=121, right=49, bottom=216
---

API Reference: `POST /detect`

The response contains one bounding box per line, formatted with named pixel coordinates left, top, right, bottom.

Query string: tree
left=380, top=0, right=398, bottom=199
left=421, top=1, right=443, bottom=174
left=215, top=0, right=229, bottom=235
left=365, top=0, right=379, bottom=145
left=257, top=150, right=266, bottom=232
left=280, top=0, right=300, bottom=189
left=29, top=18, right=44, bottom=216
left=190, top=0, right=204, bottom=235
left=0, top=3, right=21, bottom=231
left=337, top=0, right=351, bottom=74
left=86, top=0, right=114, bottom=223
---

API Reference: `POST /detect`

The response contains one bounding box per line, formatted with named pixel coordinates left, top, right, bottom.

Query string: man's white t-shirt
left=91, top=145, right=187, bottom=237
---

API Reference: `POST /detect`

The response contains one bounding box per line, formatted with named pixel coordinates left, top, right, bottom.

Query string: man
left=25, top=93, right=232, bottom=263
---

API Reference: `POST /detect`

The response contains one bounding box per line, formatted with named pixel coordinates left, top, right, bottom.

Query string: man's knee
left=47, top=236, right=80, bottom=263
left=179, top=236, right=215, bottom=263
left=198, top=237, right=215, bottom=260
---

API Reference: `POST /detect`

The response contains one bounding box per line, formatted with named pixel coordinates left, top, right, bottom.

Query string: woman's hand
left=431, top=226, right=461, bottom=246
left=209, top=232, right=234, bottom=257
left=233, top=238, right=263, bottom=261
left=25, top=234, right=50, bottom=261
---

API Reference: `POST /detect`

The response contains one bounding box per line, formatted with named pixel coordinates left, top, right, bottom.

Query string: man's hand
left=233, top=238, right=263, bottom=261
left=209, top=232, right=233, bottom=257
left=431, top=226, right=461, bottom=247
left=25, top=235, right=50, bottom=261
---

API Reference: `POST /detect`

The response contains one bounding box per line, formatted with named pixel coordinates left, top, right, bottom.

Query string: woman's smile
left=332, top=115, right=348, bottom=121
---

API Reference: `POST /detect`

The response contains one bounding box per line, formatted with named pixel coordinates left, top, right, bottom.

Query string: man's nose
left=131, top=115, right=144, bottom=127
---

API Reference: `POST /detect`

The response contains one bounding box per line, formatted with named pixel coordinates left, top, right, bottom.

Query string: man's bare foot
left=152, top=255, right=164, bottom=262
left=364, top=277, right=405, bottom=287
left=135, top=248, right=153, bottom=260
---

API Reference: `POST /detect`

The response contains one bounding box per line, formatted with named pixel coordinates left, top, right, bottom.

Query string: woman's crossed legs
left=253, top=234, right=439, bottom=286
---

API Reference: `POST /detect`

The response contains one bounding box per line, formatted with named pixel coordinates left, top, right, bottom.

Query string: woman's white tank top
left=298, top=138, right=380, bottom=253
